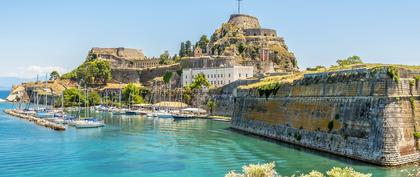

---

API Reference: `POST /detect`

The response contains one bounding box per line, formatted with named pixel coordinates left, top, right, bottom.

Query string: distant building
left=182, top=66, right=254, bottom=87
left=90, top=47, right=161, bottom=69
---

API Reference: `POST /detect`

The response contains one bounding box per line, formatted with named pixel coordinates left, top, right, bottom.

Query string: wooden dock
left=3, top=109, right=66, bottom=131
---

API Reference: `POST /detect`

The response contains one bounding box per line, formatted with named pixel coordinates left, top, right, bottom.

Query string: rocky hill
left=208, top=14, right=298, bottom=72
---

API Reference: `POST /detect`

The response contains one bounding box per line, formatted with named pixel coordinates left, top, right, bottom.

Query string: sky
left=0, top=0, right=419, bottom=78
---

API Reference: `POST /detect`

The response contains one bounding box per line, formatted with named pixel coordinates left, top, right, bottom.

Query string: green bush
left=387, top=66, right=400, bottom=83
left=62, top=59, right=112, bottom=86
left=295, top=132, right=302, bottom=141
left=122, top=83, right=145, bottom=105
left=415, top=76, right=420, bottom=82
left=414, top=132, right=420, bottom=139
left=307, top=65, right=326, bottom=71
left=225, top=162, right=279, bottom=177
left=336, top=56, right=363, bottom=67
left=409, top=80, right=415, bottom=87
left=257, top=83, right=282, bottom=99
left=61, top=71, right=77, bottom=80
left=225, top=162, right=372, bottom=177
left=415, top=76, right=420, bottom=87
left=409, top=96, right=416, bottom=110
left=300, top=171, right=325, bottom=177
left=328, top=121, right=334, bottom=132
left=326, top=167, right=372, bottom=177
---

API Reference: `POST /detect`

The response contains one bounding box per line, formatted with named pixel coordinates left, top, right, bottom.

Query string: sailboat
left=155, top=82, right=174, bottom=119
left=73, top=85, right=105, bottom=128
left=36, top=74, right=55, bottom=118
left=172, top=87, right=194, bottom=120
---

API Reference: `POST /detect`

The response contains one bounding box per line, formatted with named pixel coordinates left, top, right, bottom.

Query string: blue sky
left=0, top=0, right=419, bottom=78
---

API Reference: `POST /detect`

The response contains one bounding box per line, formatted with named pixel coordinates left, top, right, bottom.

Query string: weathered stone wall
left=111, top=64, right=180, bottom=85
left=244, top=28, right=277, bottom=37
left=209, top=79, right=260, bottom=116
left=91, top=47, right=145, bottom=60
left=228, top=14, right=261, bottom=29
left=231, top=69, right=420, bottom=166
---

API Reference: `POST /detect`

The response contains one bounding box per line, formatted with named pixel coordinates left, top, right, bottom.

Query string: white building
left=182, top=66, right=254, bottom=87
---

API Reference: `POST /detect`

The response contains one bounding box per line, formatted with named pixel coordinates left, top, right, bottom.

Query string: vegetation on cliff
left=225, top=162, right=372, bottom=177
left=241, top=55, right=420, bottom=91
left=209, top=22, right=297, bottom=71
left=336, top=56, right=363, bottom=67
left=49, top=71, right=60, bottom=81
left=61, top=59, right=111, bottom=87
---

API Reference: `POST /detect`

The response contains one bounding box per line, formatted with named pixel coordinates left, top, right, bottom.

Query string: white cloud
left=1, top=65, right=68, bottom=79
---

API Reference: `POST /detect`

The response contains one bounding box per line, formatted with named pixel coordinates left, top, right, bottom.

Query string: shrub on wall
left=409, top=80, right=415, bottom=87
left=328, top=121, right=334, bottom=132
left=409, top=96, right=416, bottom=111
left=414, top=132, right=420, bottom=139
left=387, top=66, right=400, bottom=83
left=256, top=83, right=282, bottom=99
left=225, top=162, right=372, bottom=177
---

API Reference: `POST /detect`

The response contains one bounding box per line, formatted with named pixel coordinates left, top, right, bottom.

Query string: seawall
left=231, top=67, right=420, bottom=166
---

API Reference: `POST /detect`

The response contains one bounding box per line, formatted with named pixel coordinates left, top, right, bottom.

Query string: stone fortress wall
left=228, top=14, right=261, bottom=29
left=91, top=47, right=145, bottom=60
left=112, top=64, right=180, bottom=85
left=244, top=28, right=277, bottom=37
left=231, top=67, right=420, bottom=166
left=91, top=47, right=160, bottom=69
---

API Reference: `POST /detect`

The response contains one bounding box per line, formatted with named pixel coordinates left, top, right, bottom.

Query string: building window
left=228, top=73, right=231, bottom=77
left=239, top=73, right=241, bottom=77
left=186, top=75, right=188, bottom=79
left=246, top=74, right=248, bottom=77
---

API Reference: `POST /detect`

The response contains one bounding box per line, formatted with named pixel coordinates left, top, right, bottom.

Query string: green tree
left=185, top=40, right=193, bottom=56
left=94, top=60, right=112, bottom=85
left=206, top=100, right=216, bottom=115
left=63, top=88, right=86, bottom=107
left=182, top=73, right=210, bottom=106
left=182, top=85, right=193, bottom=105
left=179, top=42, right=186, bottom=57
left=50, top=71, right=60, bottom=80
left=88, top=90, right=101, bottom=106
left=86, top=51, right=98, bottom=62
left=172, top=54, right=181, bottom=63
left=198, top=35, right=210, bottom=53
left=61, top=71, right=76, bottom=80
left=190, top=73, right=210, bottom=90
left=122, top=83, right=144, bottom=105
left=336, top=55, right=363, bottom=67
left=163, top=71, right=173, bottom=84
left=75, top=60, right=111, bottom=86
left=159, top=50, right=172, bottom=65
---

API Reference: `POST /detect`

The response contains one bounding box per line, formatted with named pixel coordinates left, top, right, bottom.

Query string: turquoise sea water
left=0, top=90, right=416, bottom=177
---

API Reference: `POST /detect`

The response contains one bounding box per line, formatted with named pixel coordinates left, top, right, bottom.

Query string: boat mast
left=45, top=73, right=48, bottom=108
left=61, top=91, right=64, bottom=111
left=85, top=85, right=88, bottom=118
left=119, top=83, right=122, bottom=109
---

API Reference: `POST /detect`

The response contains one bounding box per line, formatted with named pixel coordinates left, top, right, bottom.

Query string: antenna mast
left=237, top=0, right=243, bottom=14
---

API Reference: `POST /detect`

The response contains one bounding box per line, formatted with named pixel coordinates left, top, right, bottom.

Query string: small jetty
left=3, top=109, right=66, bottom=131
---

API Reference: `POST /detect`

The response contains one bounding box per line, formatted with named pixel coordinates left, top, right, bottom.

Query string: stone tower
left=228, top=14, right=261, bottom=29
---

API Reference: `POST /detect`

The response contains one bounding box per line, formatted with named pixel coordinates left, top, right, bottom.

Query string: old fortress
left=91, top=13, right=297, bottom=87
left=9, top=12, right=418, bottom=167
